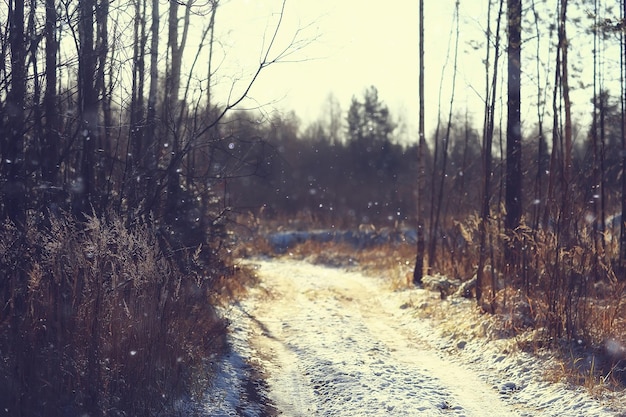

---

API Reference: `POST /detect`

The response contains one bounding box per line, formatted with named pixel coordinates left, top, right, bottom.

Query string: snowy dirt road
left=206, top=259, right=623, bottom=417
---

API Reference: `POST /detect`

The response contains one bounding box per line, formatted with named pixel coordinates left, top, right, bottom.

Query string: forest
left=1, top=0, right=626, bottom=415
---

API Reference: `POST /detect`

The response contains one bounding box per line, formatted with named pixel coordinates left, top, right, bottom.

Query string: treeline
left=231, top=86, right=626, bottom=236
left=232, top=87, right=427, bottom=227
left=230, top=86, right=481, bottom=228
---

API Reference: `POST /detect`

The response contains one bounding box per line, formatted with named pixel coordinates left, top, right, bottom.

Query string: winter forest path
left=236, top=259, right=525, bottom=417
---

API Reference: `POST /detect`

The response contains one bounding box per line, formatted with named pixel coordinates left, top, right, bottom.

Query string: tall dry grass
left=429, top=210, right=626, bottom=387
left=450, top=212, right=626, bottom=345
left=0, top=212, right=229, bottom=416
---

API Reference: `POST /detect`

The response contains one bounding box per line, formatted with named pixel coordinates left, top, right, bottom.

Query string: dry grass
left=211, top=263, right=260, bottom=304
left=0, top=212, right=233, bottom=416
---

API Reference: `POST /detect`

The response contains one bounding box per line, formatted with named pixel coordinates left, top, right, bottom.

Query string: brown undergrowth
left=0, top=212, right=240, bottom=416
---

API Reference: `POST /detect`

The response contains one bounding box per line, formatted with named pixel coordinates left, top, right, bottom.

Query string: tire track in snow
left=240, top=259, right=523, bottom=416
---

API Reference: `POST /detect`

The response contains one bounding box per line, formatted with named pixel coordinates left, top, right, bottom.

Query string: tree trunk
left=620, top=0, right=626, bottom=270
left=127, top=0, right=147, bottom=212
left=5, top=4, right=27, bottom=414
left=544, top=38, right=562, bottom=232
left=4, top=0, right=26, bottom=226
left=478, top=0, right=504, bottom=307
left=144, top=0, right=160, bottom=216
left=413, top=0, right=425, bottom=285
left=505, top=0, right=522, bottom=232
left=28, top=1, right=43, bottom=189
left=559, top=0, right=573, bottom=242
left=207, top=1, right=218, bottom=107
left=43, top=0, right=59, bottom=187
left=530, top=1, right=547, bottom=232
left=96, top=0, right=111, bottom=211
left=164, top=0, right=188, bottom=222
left=75, top=0, right=99, bottom=217
left=503, top=0, right=523, bottom=292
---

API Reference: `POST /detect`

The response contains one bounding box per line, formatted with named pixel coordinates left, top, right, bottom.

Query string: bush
left=0, top=212, right=227, bottom=416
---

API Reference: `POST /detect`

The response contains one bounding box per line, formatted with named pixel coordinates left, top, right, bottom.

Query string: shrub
left=0, top=212, right=227, bottom=416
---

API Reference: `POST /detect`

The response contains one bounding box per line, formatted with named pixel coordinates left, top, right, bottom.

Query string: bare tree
left=124, top=0, right=149, bottom=212
left=206, top=0, right=218, bottom=108
left=3, top=0, right=26, bottom=226
left=143, top=0, right=160, bottom=215
left=74, top=0, right=100, bottom=216
left=545, top=0, right=573, bottom=241
left=413, top=0, right=426, bottom=286
left=428, top=0, right=460, bottom=269
left=2, top=4, right=27, bottom=414
left=621, top=0, right=626, bottom=269
left=477, top=0, right=505, bottom=307
left=43, top=0, right=59, bottom=188
left=560, top=0, right=573, bottom=238
left=530, top=0, right=549, bottom=231
left=505, top=0, right=522, bottom=233
left=164, top=0, right=192, bottom=222
left=323, top=92, right=343, bottom=144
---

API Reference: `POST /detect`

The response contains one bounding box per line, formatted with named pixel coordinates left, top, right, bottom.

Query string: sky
left=202, top=0, right=470, bottom=136
left=193, top=0, right=618, bottom=141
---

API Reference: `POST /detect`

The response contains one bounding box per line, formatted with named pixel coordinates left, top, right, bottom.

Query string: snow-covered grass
left=205, top=257, right=626, bottom=416
left=390, top=285, right=626, bottom=416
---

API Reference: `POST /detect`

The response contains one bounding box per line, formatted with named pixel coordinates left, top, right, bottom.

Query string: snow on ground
left=204, top=258, right=626, bottom=416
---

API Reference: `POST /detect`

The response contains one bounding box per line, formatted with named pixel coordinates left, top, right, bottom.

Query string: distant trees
left=345, top=86, right=403, bottom=220
left=223, top=88, right=403, bottom=226
left=227, top=87, right=486, bottom=231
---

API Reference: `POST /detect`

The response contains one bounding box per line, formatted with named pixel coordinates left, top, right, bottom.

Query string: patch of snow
left=201, top=309, right=272, bottom=417
left=265, top=229, right=417, bottom=253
